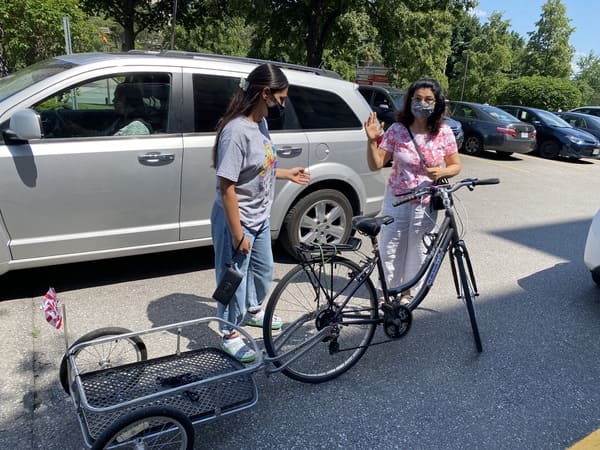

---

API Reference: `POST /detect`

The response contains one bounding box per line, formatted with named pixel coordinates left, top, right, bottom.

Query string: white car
left=584, top=209, right=600, bottom=285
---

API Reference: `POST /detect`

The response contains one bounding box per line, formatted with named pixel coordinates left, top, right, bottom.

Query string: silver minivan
left=0, top=51, right=386, bottom=275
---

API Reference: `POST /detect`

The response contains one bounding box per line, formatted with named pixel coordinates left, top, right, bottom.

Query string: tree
left=0, top=0, right=98, bottom=72
left=321, top=9, right=381, bottom=81
left=496, top=76, right=581, bottom=110
left=367, top=0, right=476, bottom=89
left=79, top=0, right=172, bottom=51
left=574, top=52, right=600, bottom=104
left=245, top=0, right=356, bottom=67
left=450, top=13, right=518, bottom=103
left=171, top=16, right=253, bottom=56
left=522, top=0, right=574, bottom=78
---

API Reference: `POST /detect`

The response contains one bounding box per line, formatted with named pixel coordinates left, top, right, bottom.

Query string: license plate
left=520, top=132, right=529, bottom=138
left=593, top=148, right=600, bottom=156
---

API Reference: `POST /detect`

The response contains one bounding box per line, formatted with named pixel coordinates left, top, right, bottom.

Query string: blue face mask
left=411, top=101, right=435, bottom=119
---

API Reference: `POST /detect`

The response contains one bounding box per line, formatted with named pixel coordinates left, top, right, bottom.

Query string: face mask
left=411, top=101, right=435, bottom=119
left=268, top=100, right=285, bottom=120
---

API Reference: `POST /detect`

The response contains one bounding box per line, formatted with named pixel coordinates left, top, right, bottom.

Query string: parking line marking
left=569, top=428, right=600, bottom=449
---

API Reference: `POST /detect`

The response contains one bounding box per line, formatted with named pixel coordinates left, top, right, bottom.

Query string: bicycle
left=262, top=177, right=500, bottom=384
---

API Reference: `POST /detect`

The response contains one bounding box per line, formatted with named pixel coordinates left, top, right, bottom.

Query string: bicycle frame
left=293, top=199, right=469, bottom=321
left=383, top=200, right=471, bottom=311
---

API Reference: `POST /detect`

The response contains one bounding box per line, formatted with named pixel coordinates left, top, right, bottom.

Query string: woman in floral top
left=364, top=78, right=461, bottom=304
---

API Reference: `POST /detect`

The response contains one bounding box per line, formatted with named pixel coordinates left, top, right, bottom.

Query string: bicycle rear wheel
left=263, top=256, right=378, bottom=383
left=454, top=249, right=483, bottom=352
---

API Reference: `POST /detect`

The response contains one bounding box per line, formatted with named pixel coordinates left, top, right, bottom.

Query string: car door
left=178, top=70, right=310, bottom=242
left=0, top=67, right=183, bottom=261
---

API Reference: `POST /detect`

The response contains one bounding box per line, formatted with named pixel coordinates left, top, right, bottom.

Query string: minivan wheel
left=280, top=189, right=353, bottom=258
left=539, top=140, right=560, bottom=158
left=462, top=135, right=483, bottom=156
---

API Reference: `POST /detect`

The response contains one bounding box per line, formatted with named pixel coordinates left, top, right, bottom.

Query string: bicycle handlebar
left=392, top=177, right=500, bottom=207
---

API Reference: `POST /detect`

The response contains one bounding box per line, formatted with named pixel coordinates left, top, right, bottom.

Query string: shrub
left=495, top=76, right=582, bottom=110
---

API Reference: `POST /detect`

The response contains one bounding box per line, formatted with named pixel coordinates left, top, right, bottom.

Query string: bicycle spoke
left=263, top=258, right=378, bottom=383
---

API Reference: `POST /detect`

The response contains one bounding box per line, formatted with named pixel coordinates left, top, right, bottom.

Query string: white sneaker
left=220, top=336, right=256, bottom=363
left=243, top=309, right=283, bottom=330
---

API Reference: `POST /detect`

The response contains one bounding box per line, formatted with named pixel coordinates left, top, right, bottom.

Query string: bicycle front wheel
left=263, top=256, right=378, bottom=383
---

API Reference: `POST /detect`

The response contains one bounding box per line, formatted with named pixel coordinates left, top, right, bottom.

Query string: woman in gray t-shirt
left=211, top=63, right=310, bottom=362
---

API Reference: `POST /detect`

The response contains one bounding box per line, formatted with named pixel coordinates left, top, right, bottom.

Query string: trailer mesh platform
left=77, top=347, right=257, bottom=440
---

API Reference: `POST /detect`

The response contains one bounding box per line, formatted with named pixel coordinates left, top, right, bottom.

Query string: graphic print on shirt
left=259, top=138, right=278, bottom=199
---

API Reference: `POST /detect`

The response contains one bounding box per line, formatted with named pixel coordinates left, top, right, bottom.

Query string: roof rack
left=126, top=50, right=342, bottom=79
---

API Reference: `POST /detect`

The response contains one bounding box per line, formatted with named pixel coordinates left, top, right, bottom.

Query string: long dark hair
left=396, top=78, right=446, bottom=134
left=212, top=63, right=289, bottom=167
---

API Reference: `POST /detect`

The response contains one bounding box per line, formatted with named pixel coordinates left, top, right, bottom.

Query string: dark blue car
left=448, top=101, right=536, bottom=157
left=498, top=105, right=600, bottom=159
left=554, top=111, right=600, bottom=142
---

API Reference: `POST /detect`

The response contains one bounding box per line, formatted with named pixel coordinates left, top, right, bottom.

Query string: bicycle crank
left=381, top=301, right=412, bottom=339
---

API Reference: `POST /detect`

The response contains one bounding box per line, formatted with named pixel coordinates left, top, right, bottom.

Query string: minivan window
left=0, top=59, right=74, bottom=102
left=192, top=74, right=302, bottom=132
left=289, top=85, right=361, bottom=129
left=192, top=74, right=238, bottom=132
left=32, top=72, right=171, bottom=138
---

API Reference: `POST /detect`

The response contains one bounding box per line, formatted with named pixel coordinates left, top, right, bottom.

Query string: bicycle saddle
left=352, top=215, right=394, bottom=236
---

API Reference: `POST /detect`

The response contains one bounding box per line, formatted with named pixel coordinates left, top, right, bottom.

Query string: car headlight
left=566, top=135, right=585, bottom=145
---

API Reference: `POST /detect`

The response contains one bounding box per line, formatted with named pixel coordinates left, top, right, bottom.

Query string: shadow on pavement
left=1, top=246, right=217, bottom=301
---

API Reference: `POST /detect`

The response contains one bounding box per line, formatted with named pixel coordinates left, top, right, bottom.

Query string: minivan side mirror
left=3, top=109, right=43, bottom=142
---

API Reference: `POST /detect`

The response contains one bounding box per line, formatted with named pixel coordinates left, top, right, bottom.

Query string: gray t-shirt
left=215, top=116, right=277, bottom=231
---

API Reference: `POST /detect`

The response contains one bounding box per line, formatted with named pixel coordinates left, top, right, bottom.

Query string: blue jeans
left=211, top=203, right=274, bottom=335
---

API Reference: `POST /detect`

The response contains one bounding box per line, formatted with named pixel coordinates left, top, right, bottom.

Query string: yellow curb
left=570, top=429, right=600, bottom=449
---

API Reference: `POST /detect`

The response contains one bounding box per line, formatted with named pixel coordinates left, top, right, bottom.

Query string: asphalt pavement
left=1, top=152, right=600, bottom=449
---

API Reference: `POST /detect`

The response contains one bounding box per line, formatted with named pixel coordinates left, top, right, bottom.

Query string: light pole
left=460, top=51, right=470, bottom=101
left=170, top=0, right=178, bottom=50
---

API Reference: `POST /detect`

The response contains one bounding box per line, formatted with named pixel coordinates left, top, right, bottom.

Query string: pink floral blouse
left=380, top=122, right=458, bottom=196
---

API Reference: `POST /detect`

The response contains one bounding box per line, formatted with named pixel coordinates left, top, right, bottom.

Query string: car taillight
left=496, top=126, right=517, bottom=137
left=531, top=130, right=537, bottom=138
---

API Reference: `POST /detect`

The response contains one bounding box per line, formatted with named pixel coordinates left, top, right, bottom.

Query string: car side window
left=373, top=92, right=390, bottom=109
left=33, top=72, right=171, bottom=138
left=516, top=110, right=531, bottom=122
left=573, top=117, right=585, bottom=128
left=288, top=85, right=362, bottom=130
left=455, top=105, right=475, bottom=119
left=358, top=88, right=372, bottom=104
left=192, top=74, right=238, bottom=132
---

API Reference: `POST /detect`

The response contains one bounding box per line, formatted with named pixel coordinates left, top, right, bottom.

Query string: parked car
left=448, top=100, right=536, bottom=157
left=569, top=106, right=600, bottom=117
left=554, top=111, right=600, bottom=141
left=0, top=51, right=386, bottom=275
left=358, top=85, right=405, bottom=127
left=498, top=105, right=600, bottom=159
left=359, top=84, right=464, bottom=149
left=584, top=209, right=600, bottom=286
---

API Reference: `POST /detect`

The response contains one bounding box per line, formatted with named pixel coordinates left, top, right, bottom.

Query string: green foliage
left=574, top=52, right=600, bottom=104
left=371, top=3, right=453, bottom=89
left=79, top=0, right=172, bottom=50
left=496, top=76, right=582, bottom=110
left=244, top=0, right=357, bottom=67
left=0, top=0, right=99, bottom=71
left=447, top=13, right=516, bottom=103
left=522, top=0, right=574, bottom=78
left=322, top=9, right=381, bottom=81
left=171, top=16, right=253, bottom=56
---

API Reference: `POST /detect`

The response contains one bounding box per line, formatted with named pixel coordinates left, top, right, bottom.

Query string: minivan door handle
left=138, top=152, right=175, bottom=164
left=277, top=146, right=302, bottom=158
